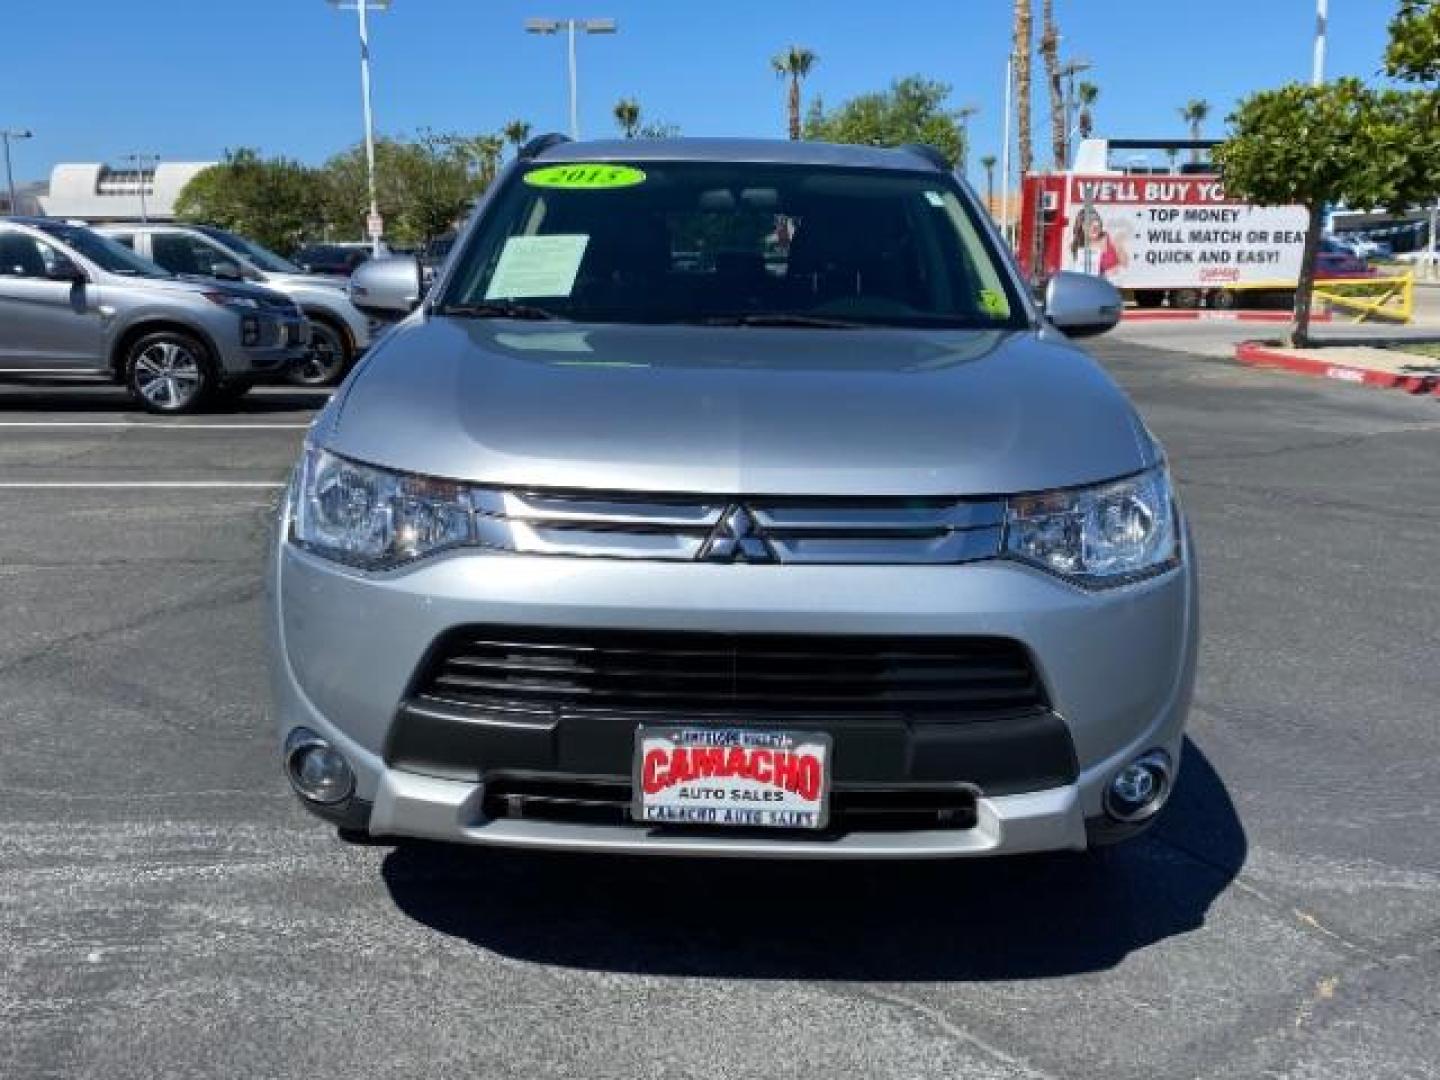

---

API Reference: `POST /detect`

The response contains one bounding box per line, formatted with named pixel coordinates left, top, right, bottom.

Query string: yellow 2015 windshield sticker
left=524, top=163, right=647, bottom=190
left=979, top=288, right=1009, bottom=316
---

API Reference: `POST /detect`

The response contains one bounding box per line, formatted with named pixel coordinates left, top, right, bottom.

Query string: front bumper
left=268, top=510, right=1198, bottom=857
left=221, top=313, right=310, bottom=378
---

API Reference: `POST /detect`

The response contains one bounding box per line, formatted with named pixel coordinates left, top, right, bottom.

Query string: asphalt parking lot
left=2, top=339, right=1438, bottom=1080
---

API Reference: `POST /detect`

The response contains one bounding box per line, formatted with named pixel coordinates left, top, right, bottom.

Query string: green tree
left=1214, top=78, right=1439, bottom=345
left=321, top=133, right=483, bottom=248
left=1386, top=0, right=1440, bottom=85
left=1179, top=99, right=1211, bottom=161
left=804, top=76, right=966, bottom=168
left=771, top=46, right=818, bottom=141
left=174, top=149, right=328, bottom=254
left=614, top=98, right=642, bottom=138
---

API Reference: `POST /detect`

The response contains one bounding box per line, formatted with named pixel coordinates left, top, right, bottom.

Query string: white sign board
left=1059, top=175, right=1309, bottom=290
left=366, top=212, right=384, bottom=239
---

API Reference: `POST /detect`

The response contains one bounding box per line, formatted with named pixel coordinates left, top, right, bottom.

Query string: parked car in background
left=1315, top=239, right=1373, bottom=280
left=293, top=242, right=374, bottom=277
left=271, top=137, right=1195, bottom=860
left=0, top=217, right=307, bottom=413
left=97, top=224, right=372, bottom=387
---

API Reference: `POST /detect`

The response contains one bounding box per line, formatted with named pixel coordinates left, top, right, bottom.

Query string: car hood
left=151, top=275, right=295, bottom=307
left=266, top=271, right=348, bottom=291
left=326, top=319, right=1156, bottom=497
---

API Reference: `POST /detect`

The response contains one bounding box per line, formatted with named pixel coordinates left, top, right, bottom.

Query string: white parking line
left=0, top=422, right=311, bottom=430
left=0, top=481, right=285, bottom=489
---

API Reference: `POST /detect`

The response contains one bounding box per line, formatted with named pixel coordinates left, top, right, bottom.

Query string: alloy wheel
left=133, top=341, right=203, bottom=411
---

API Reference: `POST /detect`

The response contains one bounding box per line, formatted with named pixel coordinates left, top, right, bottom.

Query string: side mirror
left=210, top=260, right=244, bottom=282
left=347, top=254, right=423, bottom=316
left=1044, top=271, right=1123, bottom=337
left=47, top=256, right=87, bottom=284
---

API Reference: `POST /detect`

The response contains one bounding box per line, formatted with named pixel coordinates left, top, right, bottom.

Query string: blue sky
left=0, top=0, right=1398, bottom=186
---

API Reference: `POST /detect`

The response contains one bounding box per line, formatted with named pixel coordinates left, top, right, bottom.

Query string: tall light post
left=1058, top=57, right=1092, bottom=167
left=123, top=152, right=159, bottom=223
left=1000, top=54, right=1014, bottom=245
left=524, top=17, right=617, bottom=140
left=329, top=0, right=390, bottom=256
left=1312, top=0, right=1328, bottom=85
left=1, top=129, right=32, bottom=216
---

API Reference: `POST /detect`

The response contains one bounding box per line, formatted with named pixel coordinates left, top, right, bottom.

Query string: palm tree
left=474, top=135, right=504, bottom=185
left=1077, top=81, right=1099, bottom=139
left=954, top=105, right=979, bottom=177
left=1039, top=0, right=1065, bottom=168
left=980, top=155, right=998, bottom=216
left=502, top=120, right=532, bottom=157
left=1165, top=147, right=1179, bottom=174
left=771, top=46, right=818, bottom=140
left=1013, top=0, right=1033, bottom=176
left=613, top=98, right=642, bottom=139
left=1179, top=99, right=1211, bottom=163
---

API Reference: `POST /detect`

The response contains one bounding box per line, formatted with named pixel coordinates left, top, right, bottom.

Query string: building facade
left=37, top=161, right=216, bottom=222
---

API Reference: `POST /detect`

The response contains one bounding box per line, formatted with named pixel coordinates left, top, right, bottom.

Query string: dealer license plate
left=632, top=727, right=831, bottom=830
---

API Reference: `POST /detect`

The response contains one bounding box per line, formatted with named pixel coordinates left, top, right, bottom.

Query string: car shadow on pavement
left=0, top=385, right=331, bottom=414
left=381, top=738, right=1244, bottom=981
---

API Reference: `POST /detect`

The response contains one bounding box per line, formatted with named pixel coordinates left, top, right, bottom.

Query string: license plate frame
left=632, top=726, right=832, bottom=831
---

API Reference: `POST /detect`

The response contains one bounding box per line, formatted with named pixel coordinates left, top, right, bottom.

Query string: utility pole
left=1313, top=0, right=1327, bottom=85
left=525, top=18, right=618, bottom=140
left=329, top=0, right=391, bottom=256
left=1, top=129, right=33, bottom=215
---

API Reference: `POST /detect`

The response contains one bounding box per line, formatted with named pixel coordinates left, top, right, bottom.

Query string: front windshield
left=198, top=226, right=303, bottom=274
left=439, top=161, right=1026, bottom=329
left=35, top=222, right=171, bottom=278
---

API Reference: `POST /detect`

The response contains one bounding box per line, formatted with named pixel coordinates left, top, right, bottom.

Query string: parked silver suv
left=96, top=223, right=371, bottom=387
left=269, top=138, right=1196, bottom=859
left=0, top=217, right=308, bottom=413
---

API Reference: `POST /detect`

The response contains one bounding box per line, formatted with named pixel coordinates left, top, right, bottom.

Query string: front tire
left=288, top=318, right=349, bottom=387
left=124, top=331, right=215, bottom=414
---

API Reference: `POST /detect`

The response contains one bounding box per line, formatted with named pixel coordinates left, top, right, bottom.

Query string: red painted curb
left=1235, top=341, right=1440, bottom=394
left=1123, top=309, right=1333, bottom=323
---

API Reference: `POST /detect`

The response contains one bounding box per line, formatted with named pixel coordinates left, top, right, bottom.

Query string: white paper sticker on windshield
left=485, top=234, right=589, bottom=299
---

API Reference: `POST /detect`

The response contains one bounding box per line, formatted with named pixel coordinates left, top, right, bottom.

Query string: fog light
left=284, top=727, right=354, bottom=805
left=1104, top=749, right=1172, bottom=823
left=241, top=316, right=260, bottom=347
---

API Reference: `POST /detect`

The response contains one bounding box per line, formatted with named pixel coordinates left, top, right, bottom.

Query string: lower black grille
left=411, top=626, right=1046, bottom=722
left=480, top=776, right=979, bottom=833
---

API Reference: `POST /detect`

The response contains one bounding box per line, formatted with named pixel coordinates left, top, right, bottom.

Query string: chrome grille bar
left=470, top=488, right=1005, bottom=565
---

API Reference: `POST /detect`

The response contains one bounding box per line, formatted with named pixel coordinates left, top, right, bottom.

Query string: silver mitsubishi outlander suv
left=269, top=137, right=1197, bottom=858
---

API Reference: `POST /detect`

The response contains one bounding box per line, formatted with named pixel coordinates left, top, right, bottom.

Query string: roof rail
left=898, top=143, right=949, bottom=171
left=518, top=133, right=572, bottom=160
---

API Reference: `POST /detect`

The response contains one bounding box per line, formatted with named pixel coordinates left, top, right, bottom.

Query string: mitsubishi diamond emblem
left=701, top=505, right=776, bottom=563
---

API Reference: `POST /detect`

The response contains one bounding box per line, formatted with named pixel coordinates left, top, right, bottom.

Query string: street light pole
left=329, top=0, right=391, bottom=256
left=123, top=153, right=158, bottom=223
left=1, top=129, right=32, bottom=216
left=1312, top=0, right=1328, bottom=85
left=525, top=17, right=617, bottom=140
left=1059, top=58, right=1092, bottom=168
left=1000, top=55, right=1013, bottom=243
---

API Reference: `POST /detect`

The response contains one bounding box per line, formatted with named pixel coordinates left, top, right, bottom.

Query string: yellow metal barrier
left=1212, top=273, right=1414, bottom=324
left=1312, top=273, right=1413, bottom=324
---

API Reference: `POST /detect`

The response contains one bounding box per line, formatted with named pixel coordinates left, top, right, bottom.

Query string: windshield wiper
left=438, top=301, right=563, bottom=321
left=694, top=313, right=866, bottom=329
